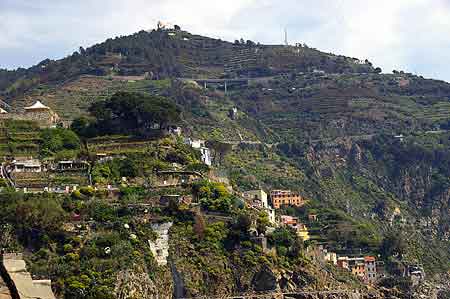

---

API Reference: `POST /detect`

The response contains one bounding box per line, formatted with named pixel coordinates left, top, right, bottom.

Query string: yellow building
left=296, top=223, right=310, bottom=241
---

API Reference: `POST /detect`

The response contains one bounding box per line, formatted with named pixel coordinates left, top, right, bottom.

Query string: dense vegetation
left=71, top=92, right=181, bottom=138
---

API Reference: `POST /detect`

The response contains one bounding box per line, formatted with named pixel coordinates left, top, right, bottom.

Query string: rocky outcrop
left=148, top=222, right=173, bottom=266
left=115, top=266, right=173, bottom=299
left=251, top=266, right=277, bottom=292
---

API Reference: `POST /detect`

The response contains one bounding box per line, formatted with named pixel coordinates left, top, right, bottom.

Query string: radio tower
left=284, top=28, right=288, bottom=46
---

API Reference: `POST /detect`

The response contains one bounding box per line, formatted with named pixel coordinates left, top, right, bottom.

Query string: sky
left=1, top=0, right=450, bottom=82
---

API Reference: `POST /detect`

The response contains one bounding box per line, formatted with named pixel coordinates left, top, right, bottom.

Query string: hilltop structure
left=0, top=101, right=60, bottom=128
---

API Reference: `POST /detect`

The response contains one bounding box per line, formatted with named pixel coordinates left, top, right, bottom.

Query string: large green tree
left=75, top=92, right=181, bottom=137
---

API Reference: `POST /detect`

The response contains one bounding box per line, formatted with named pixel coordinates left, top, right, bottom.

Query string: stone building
left=23, top=101, right=60, bottom=127
left=0, top=101, right=60, bottom=128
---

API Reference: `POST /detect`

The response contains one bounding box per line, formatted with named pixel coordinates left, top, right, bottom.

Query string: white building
left=12, top=159, right=42, bottom=173
left=242, top=189, right=268, bottom=208
left=186, top=138, right=205, bottom=149
left=186, top=138, right=212, bottom=166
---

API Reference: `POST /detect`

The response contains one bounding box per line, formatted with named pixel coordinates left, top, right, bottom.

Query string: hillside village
left=0, top=99, right=430, bottom=298
left=0, top=25, right=449, bottom=299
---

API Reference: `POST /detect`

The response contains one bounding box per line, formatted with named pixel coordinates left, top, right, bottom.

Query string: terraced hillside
left=0, top=120, right=41, bottom=157
left=8, top=76, right=170, bottom=119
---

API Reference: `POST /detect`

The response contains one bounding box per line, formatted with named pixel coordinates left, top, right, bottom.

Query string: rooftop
left=24, top=101, right=50, bottom=110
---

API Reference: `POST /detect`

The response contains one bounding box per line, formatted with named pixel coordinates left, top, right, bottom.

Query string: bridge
left=177, top=76, right=275, bottom=94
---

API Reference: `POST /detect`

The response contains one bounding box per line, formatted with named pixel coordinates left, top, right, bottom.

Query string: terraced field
left=86, top=135, right=156, bottom=155
left=10, top=76, right=171, bottom=119
left=12, top=170, right=89, bottom=189
left=0, top=120, right=41, bottom=157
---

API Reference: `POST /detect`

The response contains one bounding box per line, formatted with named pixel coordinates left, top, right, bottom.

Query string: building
left=351, top=262, right=366, bottom=279
left=308, top=214, right=318, bottom=221
left=280, top=215, right=310, bottom=241
left=324, top=251, right=337, bottom=265
left=337, top=255, right=378, bottom=284
left=185, top=138, right=212, bottom=166
left=167, top=126, right=182, bottom=136
left=242, top=189, right=268, bottom=208
left=364, top=256, right=377, bottom=284
left=186, top=138, right=205, bottom=149
left=12, top=158, right=42, bottom=173
left=376, top=261, right=386, bottom=279
left=0, top=101, right=60, bottom=128
left=242, top=189, right=275, bottom=224
left=23, top=101, right=60, bottom=127
left=296, top=223, right=310, bottom=241
left=271, top=190, right=305, bottom=209
left=337, top=257, right=349, bottom=270
left=199, top=147, right=212, bottom=166
left=57, top=160, right=89, bottom=171
left=280, top=215, right=298, bottom=226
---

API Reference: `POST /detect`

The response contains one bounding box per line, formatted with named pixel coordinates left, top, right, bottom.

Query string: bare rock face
left=115, top=266, right=173, bottom=299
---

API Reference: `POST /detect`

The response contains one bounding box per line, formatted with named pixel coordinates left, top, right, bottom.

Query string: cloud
left=0, top=0, right=449, bottom=82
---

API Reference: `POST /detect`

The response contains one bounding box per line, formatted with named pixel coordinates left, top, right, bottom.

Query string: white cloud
left=0, top=0, right=449, bottom=81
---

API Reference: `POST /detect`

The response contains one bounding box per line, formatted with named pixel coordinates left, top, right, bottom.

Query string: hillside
left=0, top=27, right=449, bottom=299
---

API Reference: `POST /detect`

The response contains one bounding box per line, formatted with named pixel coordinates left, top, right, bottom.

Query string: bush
left=193, top=180, right=234, bottom=212
left=40, top=128, right=80, bottom=156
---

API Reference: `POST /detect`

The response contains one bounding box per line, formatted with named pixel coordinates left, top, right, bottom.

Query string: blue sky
left=1, top=0, right=450, bottom=82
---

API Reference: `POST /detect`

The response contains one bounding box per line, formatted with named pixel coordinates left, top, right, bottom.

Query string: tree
left=40, top=128, right=80, bottom=155
left=256, top=211, right=270, bottom=235
left=70, top=116, right=95, bottom=137
left=87, top=92, right=181, bottom=137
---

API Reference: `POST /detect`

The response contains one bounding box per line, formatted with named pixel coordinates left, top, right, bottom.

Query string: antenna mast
left=284, top=28, right=288, bottom=46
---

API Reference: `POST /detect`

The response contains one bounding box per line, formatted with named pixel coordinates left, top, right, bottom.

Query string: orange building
left=270, top=190, right=305, bottom=209
left=351, top=262, right=365, bottom=279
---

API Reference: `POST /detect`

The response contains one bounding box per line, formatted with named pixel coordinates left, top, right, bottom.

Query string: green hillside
left=0, top=28, right=449, bottom=299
